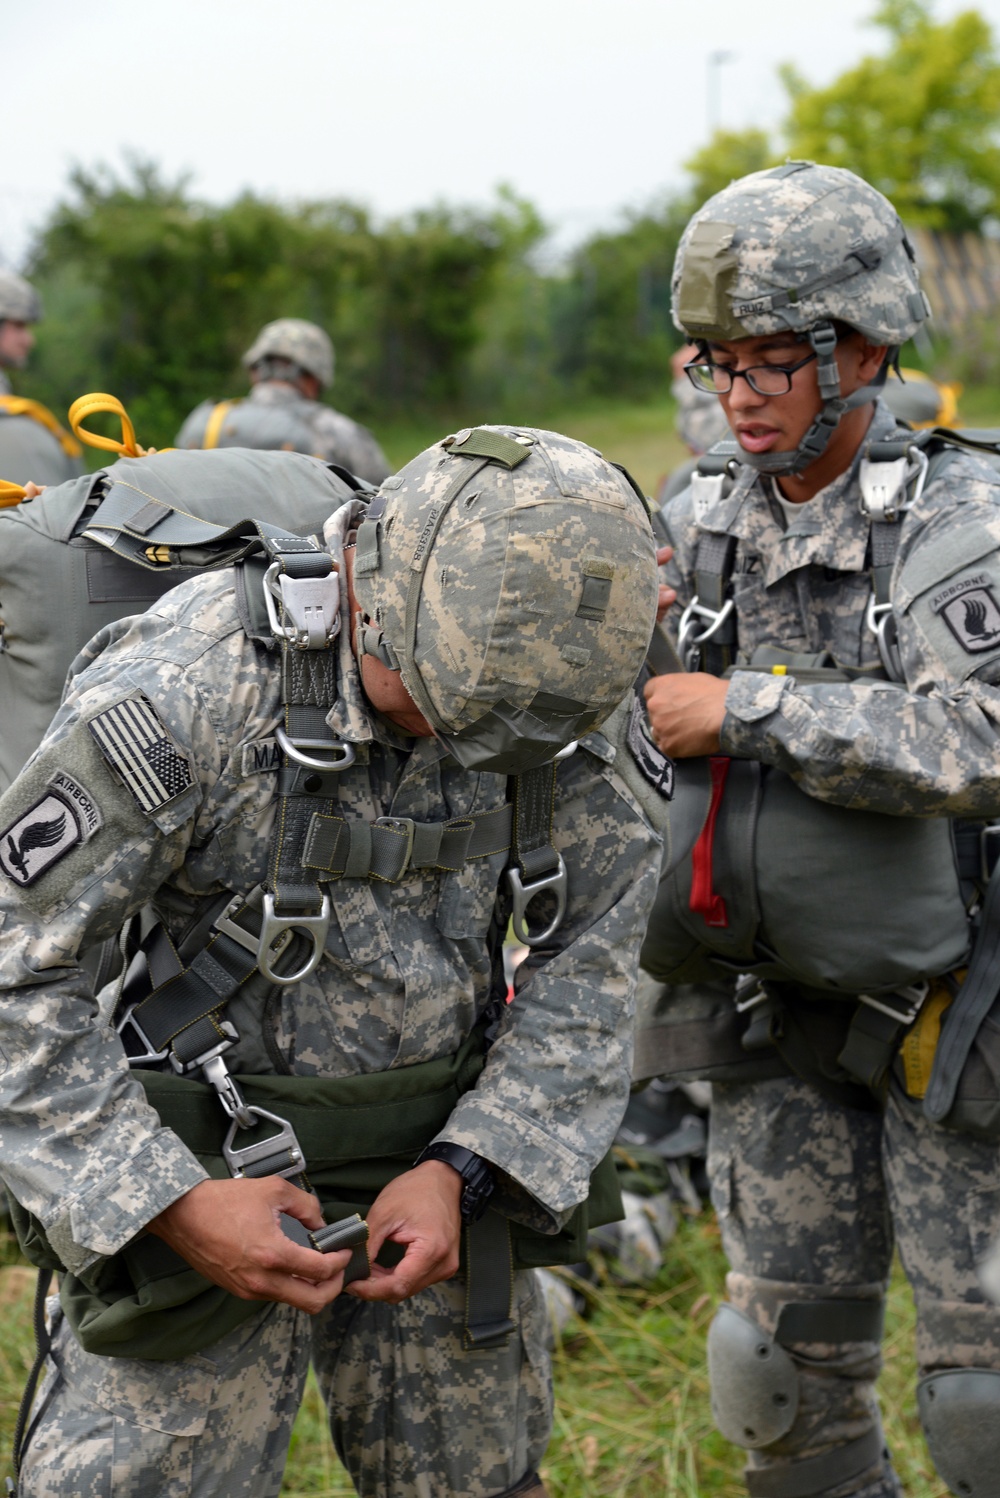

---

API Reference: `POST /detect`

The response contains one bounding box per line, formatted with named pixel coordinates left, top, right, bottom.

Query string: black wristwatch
left=414, top=1141, right=495, bottom=1223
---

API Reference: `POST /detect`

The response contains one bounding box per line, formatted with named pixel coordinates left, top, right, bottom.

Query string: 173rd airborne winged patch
left=0, top=772, right=101, bottom=888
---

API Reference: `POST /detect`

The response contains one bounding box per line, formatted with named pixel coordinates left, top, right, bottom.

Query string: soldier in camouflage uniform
left=0, top=269, right=83, bottom=487
left=0, top=427, right=666, bottom=1497
left=175, top=317, right=391, bottom=484
left=643, top=163, right=1000, bottom=1498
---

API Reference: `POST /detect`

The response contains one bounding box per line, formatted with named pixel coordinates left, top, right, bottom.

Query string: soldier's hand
left=22, top=482, right=46, bottom=499
left=347, top=1162, right=462, bottom=1304
left=656, top=544, right=677, bottom=623
left=148, top=1176, right=351, bottom=1312
left=643, top=671, right=729, bottom=756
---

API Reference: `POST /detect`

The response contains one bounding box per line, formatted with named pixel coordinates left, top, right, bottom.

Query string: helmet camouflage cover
left=672, top=161, right=929, bottom=346
left=0, top=268, right=42, bottom=324
left=352, top=425, right=659, bottom=773
left=242, top=318, right=335, bottom=390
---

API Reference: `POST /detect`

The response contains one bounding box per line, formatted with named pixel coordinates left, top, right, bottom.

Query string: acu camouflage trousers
left=709, top=1074, right=1000, bottom=1497
left=18, top=1268, right=552, bottom=1498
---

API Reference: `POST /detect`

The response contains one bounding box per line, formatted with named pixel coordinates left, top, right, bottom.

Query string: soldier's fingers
left=656, top=543, right=673, bottom=566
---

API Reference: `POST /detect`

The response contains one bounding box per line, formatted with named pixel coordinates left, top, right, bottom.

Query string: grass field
left=0, top=1217, right=947, bottom=1497
left=1, top=388, right=985, bottom=1494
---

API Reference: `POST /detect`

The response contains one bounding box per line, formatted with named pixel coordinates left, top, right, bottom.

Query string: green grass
left=0, top=1217, right=947, bottom=1496
left=375, top=397, right=688, bottom=501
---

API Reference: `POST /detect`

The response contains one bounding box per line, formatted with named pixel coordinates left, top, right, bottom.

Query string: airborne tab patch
left=89, top=696, right=193, bottom=813
left=627, top=697, right=674, bottom=799
left=0, top=791, right=84, bottom=887
left=934, top=579, right=1000, bottom=654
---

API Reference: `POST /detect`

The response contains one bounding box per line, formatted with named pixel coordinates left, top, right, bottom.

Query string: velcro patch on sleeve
left=88, top=695, right=193, bottom=814
left=627, top=696, right=674, bottom=799
left=0, top=791, right=86, bottom=887
left=932, top=576, right=1000, bottom=654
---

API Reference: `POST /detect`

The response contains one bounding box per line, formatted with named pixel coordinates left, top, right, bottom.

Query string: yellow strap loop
left=202, top=399, right=240, bottom=450
left=0, top=480, right=28, bottom=507
left=0, top=395, right=83, bottom=460
left=68, top=393, right=148, bottom=457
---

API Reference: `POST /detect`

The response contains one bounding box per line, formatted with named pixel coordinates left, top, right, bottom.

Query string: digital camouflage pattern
left=660, top=400, right=1000, bottom=816
left=0, top=267, right=42, bottom=325
left=0, top=478, right=663, bottom=1493
left=354, top=426, right=659, bottom=748
left=710, top=1075, right=1000, bottom=1497
left=655, top=397, right=1000, bottom=1494
left=242, top=317, right=335, bottom=389
left=175, top=381, right=391, bottom=485
left=22, top=1272, right=551, bottom=1497
left=671, top=162, right=929, bottom=346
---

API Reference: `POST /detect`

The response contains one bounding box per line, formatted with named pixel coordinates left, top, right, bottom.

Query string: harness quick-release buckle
left=677, top=596, right=736, bottom=672
left=263, top=561, right=341, bottom=650
left=508, top=853, right=568, bottom=948
left=858, top=446, right=929, bottom=523
left=257, top=891, right=330, bottom=985
left=201, top=1041, right=306, bottom=1181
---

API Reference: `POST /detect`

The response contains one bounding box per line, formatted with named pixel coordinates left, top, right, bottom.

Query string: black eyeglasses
left=684, top=350, right=818, bottom=396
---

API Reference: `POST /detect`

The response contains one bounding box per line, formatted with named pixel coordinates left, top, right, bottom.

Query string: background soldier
left=0, top=428, right=666, bottom=1498
left=0, top=268, right=83, bottom=488
left=175, top=316, right=391, bottom=483
left=644, top=163, right=1000, bottom=1498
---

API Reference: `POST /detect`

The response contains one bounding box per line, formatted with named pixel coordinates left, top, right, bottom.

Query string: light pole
left=707, top=49, right=736, bottom=135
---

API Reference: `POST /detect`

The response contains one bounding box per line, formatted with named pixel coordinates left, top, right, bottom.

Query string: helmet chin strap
left=738, top=322, right=884, bottom=477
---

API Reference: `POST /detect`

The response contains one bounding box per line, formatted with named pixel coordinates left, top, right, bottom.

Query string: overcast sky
left=6, top=0, right=1000, bottom=267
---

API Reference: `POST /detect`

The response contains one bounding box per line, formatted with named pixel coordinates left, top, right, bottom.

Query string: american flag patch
left=89, top=696, right=193, bottom=813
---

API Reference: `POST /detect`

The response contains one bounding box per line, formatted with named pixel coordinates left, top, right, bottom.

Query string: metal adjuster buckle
left=677, top=595, right=735, bottom=672
left=858, top=982, right=928, bottom=1027
left=212, top=892, right=290, bottom=961
left=275, top=724, right=356, bottom=772
left=116, top=1005, right=170, bottom=1066
left=223, top=1108, right=306, bottom=1180
left=374, top=816, right=415, bottom=877
left=508, top=853, right=568, bottom=947
left=263, top=561, right=341, bottom=650
left=169, top=1019, right=241, bottom=1077
left=257, top=892, right=330, bottom=985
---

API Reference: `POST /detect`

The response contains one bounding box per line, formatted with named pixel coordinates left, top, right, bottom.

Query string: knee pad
left=707, top=1303, right=799, bottom=1448
left=918, top=1369, right=1000, bottom=1497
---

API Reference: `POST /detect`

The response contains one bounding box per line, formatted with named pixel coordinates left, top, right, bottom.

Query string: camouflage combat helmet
left=0, top=269, right=42, bottom=325
left=672, top=161, right=931, bottom=474
left=242, top=318, right=335, bottom=390
left=352, top=425, right=659, bottom=773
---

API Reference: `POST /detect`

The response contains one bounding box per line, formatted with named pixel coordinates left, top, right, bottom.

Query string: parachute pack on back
left=0, top=446, right=362, bottom=792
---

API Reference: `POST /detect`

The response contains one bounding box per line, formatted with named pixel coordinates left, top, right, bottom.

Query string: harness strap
left=303, top=803, right=515, bottom=881
left=744, top=1427, right=886, bottom=1498
left=0, top=394, right=83, bottom=458
left=463, top=1212, right=516, bottom=1348
left=202, top=399, right=240, bottom=450
left=924, top=852, right=1000, bottom=1124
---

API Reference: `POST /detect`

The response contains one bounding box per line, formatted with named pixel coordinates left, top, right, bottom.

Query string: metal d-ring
left=275, top=725, right=356, bottom=772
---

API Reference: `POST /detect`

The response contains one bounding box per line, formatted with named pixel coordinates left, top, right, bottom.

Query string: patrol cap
left=242, top=318, right=335, bottom=390
left=0, top=269, right=42, bottom=324
left=352, top=426, right=659, bottom=773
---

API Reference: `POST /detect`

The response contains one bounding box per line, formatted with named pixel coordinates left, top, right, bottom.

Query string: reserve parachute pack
left=0, top=394, right=364, bottom=792
left=643, top=424, right=1000, bottom=1132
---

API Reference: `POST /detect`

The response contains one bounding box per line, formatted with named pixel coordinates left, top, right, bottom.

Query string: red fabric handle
left=689, top=755, right=731, bottom=928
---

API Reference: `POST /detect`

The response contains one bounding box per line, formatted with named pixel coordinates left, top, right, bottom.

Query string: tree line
left=15, top=0, right=1000, bottom=448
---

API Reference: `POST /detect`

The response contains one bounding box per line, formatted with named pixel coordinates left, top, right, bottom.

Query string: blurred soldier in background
left=645, top=161, right=1000, bottom=1498
left=0, top=269, right=83, bottom=488
left=175, top=317, right=391, bottom=483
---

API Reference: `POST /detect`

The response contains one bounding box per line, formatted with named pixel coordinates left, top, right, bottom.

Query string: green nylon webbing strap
left=463, top=1212, right=515, bottom=1348
left=446, top=429, right=532, bottom=468
left=303, top=803, right=515, bottom=881
left=775, top=1297, right=885, bottom=1347
left=744, top=1428, right=885, bottom=1498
